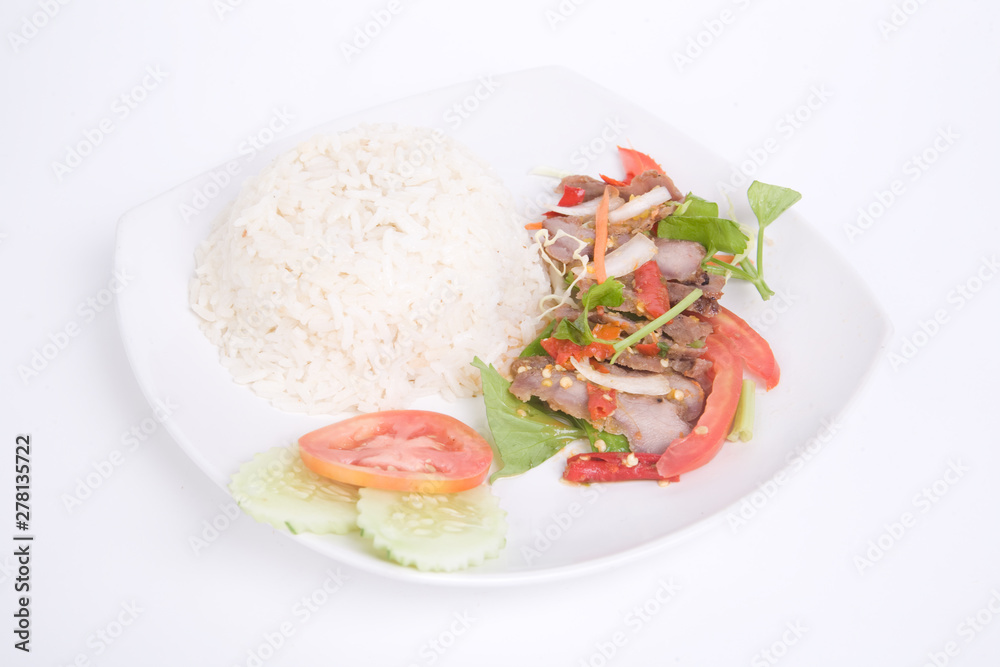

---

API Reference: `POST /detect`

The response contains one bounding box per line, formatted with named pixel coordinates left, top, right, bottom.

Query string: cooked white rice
left=189, top=123, right=549, bottom=414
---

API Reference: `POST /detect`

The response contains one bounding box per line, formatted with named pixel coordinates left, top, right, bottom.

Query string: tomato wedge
left=655, top=335, right=742, bottom=479
left=297, top=411, right=493, bottom=493
left=696, top=305, right=780, bottom=390
left=633, top=260, right=671, bottom=318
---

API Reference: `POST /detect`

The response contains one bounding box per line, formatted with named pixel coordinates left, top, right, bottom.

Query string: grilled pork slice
left=558, top=175, right=607, bottom=201
left=654, top=239, right=706, bottom=282
left=602, top=394, right=689, bottom=455
left=509, top=357, right=705, bottom=455
left=508, top=356, right=589, bottom=420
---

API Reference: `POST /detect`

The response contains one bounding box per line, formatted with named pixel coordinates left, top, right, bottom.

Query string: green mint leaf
left=472, top=358, right=584, bottom=482
left=748, top=181, right=801, bottom=230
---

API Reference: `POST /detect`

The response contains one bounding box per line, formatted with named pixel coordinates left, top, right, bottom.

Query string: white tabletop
left=3, top=1, right=999, bottom=665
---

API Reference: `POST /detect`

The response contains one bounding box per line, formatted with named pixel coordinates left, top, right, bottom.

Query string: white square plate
left=115, top=66, right=890, bottom=585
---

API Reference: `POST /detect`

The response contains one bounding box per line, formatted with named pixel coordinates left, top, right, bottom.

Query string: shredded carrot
left=713, top=253, right=735, bottom=264
left=524, top=221, right=544, bottom=230
left=594, top=187, right=610, bottom=283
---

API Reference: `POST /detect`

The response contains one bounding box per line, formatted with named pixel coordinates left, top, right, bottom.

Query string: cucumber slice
left=229, top=445, right=359, bottom=535
left=357, top=485, right=507, bottom=572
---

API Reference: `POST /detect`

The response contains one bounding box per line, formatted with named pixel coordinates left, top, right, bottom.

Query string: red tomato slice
left=655, top=335, right=742, bottom=479
left=297, top=411, right=493, bottom=493
left=697, top=305, right=780, bottom=390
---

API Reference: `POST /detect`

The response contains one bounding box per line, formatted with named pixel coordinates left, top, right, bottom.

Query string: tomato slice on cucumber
left=297, top=410, right=493, bottom=494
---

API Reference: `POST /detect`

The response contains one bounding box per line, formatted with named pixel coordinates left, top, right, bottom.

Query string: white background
left=2, top=1, right=999, bottom=665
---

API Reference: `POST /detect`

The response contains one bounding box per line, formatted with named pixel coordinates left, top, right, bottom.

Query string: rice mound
left=189, top=123, right=549, bottom=414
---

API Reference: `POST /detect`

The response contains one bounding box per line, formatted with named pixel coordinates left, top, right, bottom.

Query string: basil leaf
left=552, top=317, right=588, bottom=346
left=657, top=216, right=748, bottom=255
left=519, top=320, right=556, bottom=358
left=748, top=181, right=801, bottom=230
left=472, top=358, right=584, bottom=482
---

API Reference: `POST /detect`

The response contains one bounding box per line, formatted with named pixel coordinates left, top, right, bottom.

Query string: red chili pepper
left=635, top=343, right=660, bottom=357
left=558, top=186, right=587, bottom=207
left=539, top=337, right=615, bottom=368
left=586, top=383, right=617, bottom=421
left=618, top=147, right=664, bottom=183
left=564, top=452, right=681, bottom=483
left=600, top=174, right=628, bottom=187
left=543, top=186, right=588, bottom=218
left=633, top=260, right=671, bottom=319
left=656, top=334, right=743, bottom=479
left=695, top=305, right=779, bottom=390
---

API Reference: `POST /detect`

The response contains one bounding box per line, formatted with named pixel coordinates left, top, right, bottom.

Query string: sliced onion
left=570, top=358, right=673, bottom=396
left=602, top=233, right=658, bottom=278
left=550, top=196, right=623, bottom=217
left=608, top=186, right=673, bottom=223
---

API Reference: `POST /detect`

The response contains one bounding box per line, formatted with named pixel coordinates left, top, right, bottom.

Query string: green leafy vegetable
left=552, top=278, right=624, bottom=346
left=657, top=216, right=748, bottom=256
left=673, top=193, right=719, bottom=218
left=472, top=358, right=584, bottom=482
left=573, top=418, right=630, bottom=452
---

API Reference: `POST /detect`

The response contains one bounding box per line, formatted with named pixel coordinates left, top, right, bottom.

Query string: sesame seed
left=542, top=368, right=552, bottom=379
left=660, top=359, right=669, bottom=367
left=602, top=393, right=611, bottom=401
left=594, top=439, right=607, bottom=452
left=694, top=425, right=709, bottom=435
left=671, top=389, right=684, bottom=401
left=554, top=364, right=566, bottom=372
left=559, top=376, right=574, bottom=389
left=517, top=366, right=527, bottom=374
left=541, top=379, right=553, bottom=388
left=657, top=479, right=671, bottom=487
left=576, top=373, right=586, bottom=381
left=624, top=453, right=639, bottom=468
left=516, top=409, right=527, bottom=417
